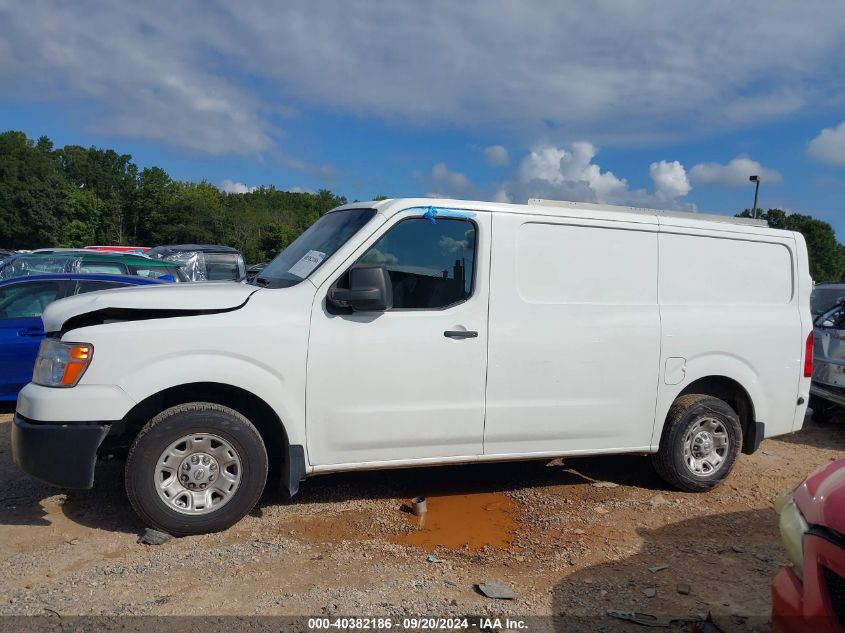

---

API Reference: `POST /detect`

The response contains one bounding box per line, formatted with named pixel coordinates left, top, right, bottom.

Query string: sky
left=1, top=1, right=844, bottom=236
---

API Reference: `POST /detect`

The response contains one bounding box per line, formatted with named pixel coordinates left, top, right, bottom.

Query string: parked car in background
left=245, top=262, right=267, bottom=283
left=0, top=251, right=188, bottom=282
left=85, top=245, right=150, bottom=254
left=146, top=244, right=246, bottom=281
left=810, top=302, right=845, bottom=423
left=0, top=273, right=166, bottom=401
left=11, top=197, right=812, bottom=535
left=772, top=458, right=845, bottom=632
left=812, top=283, right=845, bottom=319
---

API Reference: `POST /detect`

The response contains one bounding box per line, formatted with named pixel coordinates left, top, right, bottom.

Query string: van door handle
left=444, top=330, right=478, bottom=339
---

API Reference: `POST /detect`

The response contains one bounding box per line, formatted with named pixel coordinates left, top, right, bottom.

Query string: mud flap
left=742, top=421, right=765, bottom=455
left=281, top=444, right=306, bottom=498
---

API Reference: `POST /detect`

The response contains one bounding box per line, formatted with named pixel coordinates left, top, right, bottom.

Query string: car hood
left=42, top=282, right=260, bottom=333
left=793, top=458, right=845, bottom=537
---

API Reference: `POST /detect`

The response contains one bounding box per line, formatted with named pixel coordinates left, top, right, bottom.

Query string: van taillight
left=804, top=332, right=814, bottom=378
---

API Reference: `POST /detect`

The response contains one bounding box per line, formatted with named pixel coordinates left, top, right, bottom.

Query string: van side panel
left=484, top=213, right=661, bottom=454
left=653, top=229, right=803, bottom=446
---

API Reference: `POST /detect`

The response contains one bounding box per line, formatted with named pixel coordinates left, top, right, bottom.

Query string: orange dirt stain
left=393, top=492, right=519, bottom=551
left=282, top=510, right=369, bottom=544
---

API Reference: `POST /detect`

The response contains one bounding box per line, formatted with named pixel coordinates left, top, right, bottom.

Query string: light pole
left=749, top=175, right=760, bottom=219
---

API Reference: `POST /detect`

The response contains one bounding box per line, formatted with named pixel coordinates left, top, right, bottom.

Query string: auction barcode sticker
left=288, top=250, right=326, bottom=278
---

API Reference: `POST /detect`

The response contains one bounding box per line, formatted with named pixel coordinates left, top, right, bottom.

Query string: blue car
left=0, top=273, right=165, bottom=401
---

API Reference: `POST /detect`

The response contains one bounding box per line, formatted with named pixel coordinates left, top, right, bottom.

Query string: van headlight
left=775, top=490, right=809, bottom=579
left=32, top=339, right=94, bottom=388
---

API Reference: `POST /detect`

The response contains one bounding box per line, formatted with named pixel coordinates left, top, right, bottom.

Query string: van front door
left=306, top=211, right=490, bottom=466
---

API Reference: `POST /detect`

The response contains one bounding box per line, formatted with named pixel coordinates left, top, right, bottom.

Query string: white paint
left=18, top=197, right=813, bottom=481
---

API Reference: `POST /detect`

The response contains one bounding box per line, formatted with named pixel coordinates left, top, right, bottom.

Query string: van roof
left=334, top=197, right=776, bottom=233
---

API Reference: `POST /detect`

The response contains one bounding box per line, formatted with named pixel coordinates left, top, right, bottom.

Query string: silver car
left=810, top=300, right=845, bottom=422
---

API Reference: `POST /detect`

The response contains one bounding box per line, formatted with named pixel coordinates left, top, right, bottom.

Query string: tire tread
left=125, top=402, right=267, bottom=536
left=652, top=394, right=741, bottom=492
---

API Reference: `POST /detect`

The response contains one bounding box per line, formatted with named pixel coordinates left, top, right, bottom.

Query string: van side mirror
left=328, top=265, right=393, bottom=311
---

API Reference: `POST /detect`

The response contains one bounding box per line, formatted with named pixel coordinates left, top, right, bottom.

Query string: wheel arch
left=674, top=375, right=759, bottom=455
left=110, top=382, right=305, bottom=496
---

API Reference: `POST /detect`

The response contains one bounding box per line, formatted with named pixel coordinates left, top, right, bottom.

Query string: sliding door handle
left=444, top=330, right=478, bottom=339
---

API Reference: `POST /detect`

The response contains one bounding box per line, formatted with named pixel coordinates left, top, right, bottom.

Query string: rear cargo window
left=659, top=233, right=793, bottom=305
left=516, top=222, right=657, bottom=304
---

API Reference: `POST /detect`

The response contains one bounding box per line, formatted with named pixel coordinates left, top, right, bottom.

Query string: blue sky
left=2, top=1, right=845, bottom=236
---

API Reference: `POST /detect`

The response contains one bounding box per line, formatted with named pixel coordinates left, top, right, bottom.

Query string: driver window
left=358, top=217, right=476, bottom=309
left=0, top=281, right=63, bottom=319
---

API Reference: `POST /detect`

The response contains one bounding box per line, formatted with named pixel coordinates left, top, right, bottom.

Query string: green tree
left=0, top=131, right=65, bottom=248
left=133, top=167, right=175, bottom=245
left=59, top=186, right=103, bottom=247
left=55, top=144, right=138, bottom=243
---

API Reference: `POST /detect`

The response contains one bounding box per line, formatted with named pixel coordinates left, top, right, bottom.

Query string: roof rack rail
left=527, top=199, right=769, bottom=227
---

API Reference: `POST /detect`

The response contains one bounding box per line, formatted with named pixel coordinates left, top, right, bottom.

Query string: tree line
left=1, top=130, right=844, bottom=279
left=0, top=131, right=346, bottom=263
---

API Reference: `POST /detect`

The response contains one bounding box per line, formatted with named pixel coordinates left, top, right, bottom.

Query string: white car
left=12, top=198, right=813, bottom=535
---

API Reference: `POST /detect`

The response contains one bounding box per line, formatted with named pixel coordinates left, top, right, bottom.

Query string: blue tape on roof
left=416, top=206, right=477, bottom=223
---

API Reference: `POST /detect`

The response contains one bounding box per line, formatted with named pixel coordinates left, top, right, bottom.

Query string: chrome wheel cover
left=154, top=433, right=242, bottom=515
left=682, top=417, right=729, bottom=476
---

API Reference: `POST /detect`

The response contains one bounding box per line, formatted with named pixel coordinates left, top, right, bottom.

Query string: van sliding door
left=484, top=214, right=661, bottom=455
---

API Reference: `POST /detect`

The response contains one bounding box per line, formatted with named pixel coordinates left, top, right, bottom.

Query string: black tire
left=651, top=394, right=742, bottom=492
left=125, top=402, right=268, bottom=536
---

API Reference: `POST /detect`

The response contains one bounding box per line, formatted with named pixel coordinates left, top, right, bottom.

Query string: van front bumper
left=12, top=414, right=110, bottom=489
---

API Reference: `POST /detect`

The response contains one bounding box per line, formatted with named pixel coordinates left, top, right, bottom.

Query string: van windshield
left=256, top=208, right=377, bottom=288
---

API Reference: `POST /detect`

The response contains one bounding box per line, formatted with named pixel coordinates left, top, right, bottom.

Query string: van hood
left=43, top=282, right=260, bottom=333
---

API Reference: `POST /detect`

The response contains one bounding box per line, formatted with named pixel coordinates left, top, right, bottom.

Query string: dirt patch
left=0, top=409, right=843, bottom=621
left=393, top=491, right=519, bottom=551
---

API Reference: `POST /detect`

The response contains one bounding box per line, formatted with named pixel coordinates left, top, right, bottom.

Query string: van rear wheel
left=652, top=394, right=742, bottom=492
left=125, top=402, right=268, bottom=536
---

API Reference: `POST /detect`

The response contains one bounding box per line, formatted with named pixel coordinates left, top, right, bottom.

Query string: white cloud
left=418, top=163, right=478, bottom=199
left=484, top=145, right=509, bottom=166
left=2, top=2, right=845, bottom=153
left=494, top=142, right=694, bottom=210
left=650, top=160, right=691, bottom=199
left=219, top=179, right=257, bottom=194
left=689, top=155, right=782, bottom=187
left=808, top=121, right=845, bottom=166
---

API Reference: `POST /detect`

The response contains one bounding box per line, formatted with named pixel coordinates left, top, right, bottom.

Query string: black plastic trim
left=807, top=526, right=845, bottom=551
left=742, top=420, right=765, bottom=455
left=12, top=414, right=111, bottom=489
left=281, top=444, right=306, bottom=498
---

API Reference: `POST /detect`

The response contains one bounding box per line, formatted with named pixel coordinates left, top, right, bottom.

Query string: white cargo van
left=12, top=198, right=813, bottom=535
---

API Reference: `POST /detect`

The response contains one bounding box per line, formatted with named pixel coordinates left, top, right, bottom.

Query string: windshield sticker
left=287, top=250, right=326, bottom=278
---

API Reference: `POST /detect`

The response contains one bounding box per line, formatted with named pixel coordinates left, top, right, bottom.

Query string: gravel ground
left=1, top=407, right=843, bottom=631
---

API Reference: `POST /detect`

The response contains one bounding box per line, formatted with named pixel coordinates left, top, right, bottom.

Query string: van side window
left=359, top=218, right=476, bottom=309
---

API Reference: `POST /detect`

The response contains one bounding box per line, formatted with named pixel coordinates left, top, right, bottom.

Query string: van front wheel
left=652, top=394, right=742, bottom=492
left=125, top=403, right=268, bottom=536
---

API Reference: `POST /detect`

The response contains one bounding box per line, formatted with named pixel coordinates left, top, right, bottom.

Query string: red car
left=772, top=458, right=845, bottom=632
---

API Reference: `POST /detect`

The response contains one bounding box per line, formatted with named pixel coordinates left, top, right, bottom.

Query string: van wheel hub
left=154, top=433, right=242, bottom=515
left=682, top=417, right=728, bottom=476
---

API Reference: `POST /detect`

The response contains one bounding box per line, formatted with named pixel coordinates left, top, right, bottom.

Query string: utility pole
left=749, top=175, right=761, bottom=219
